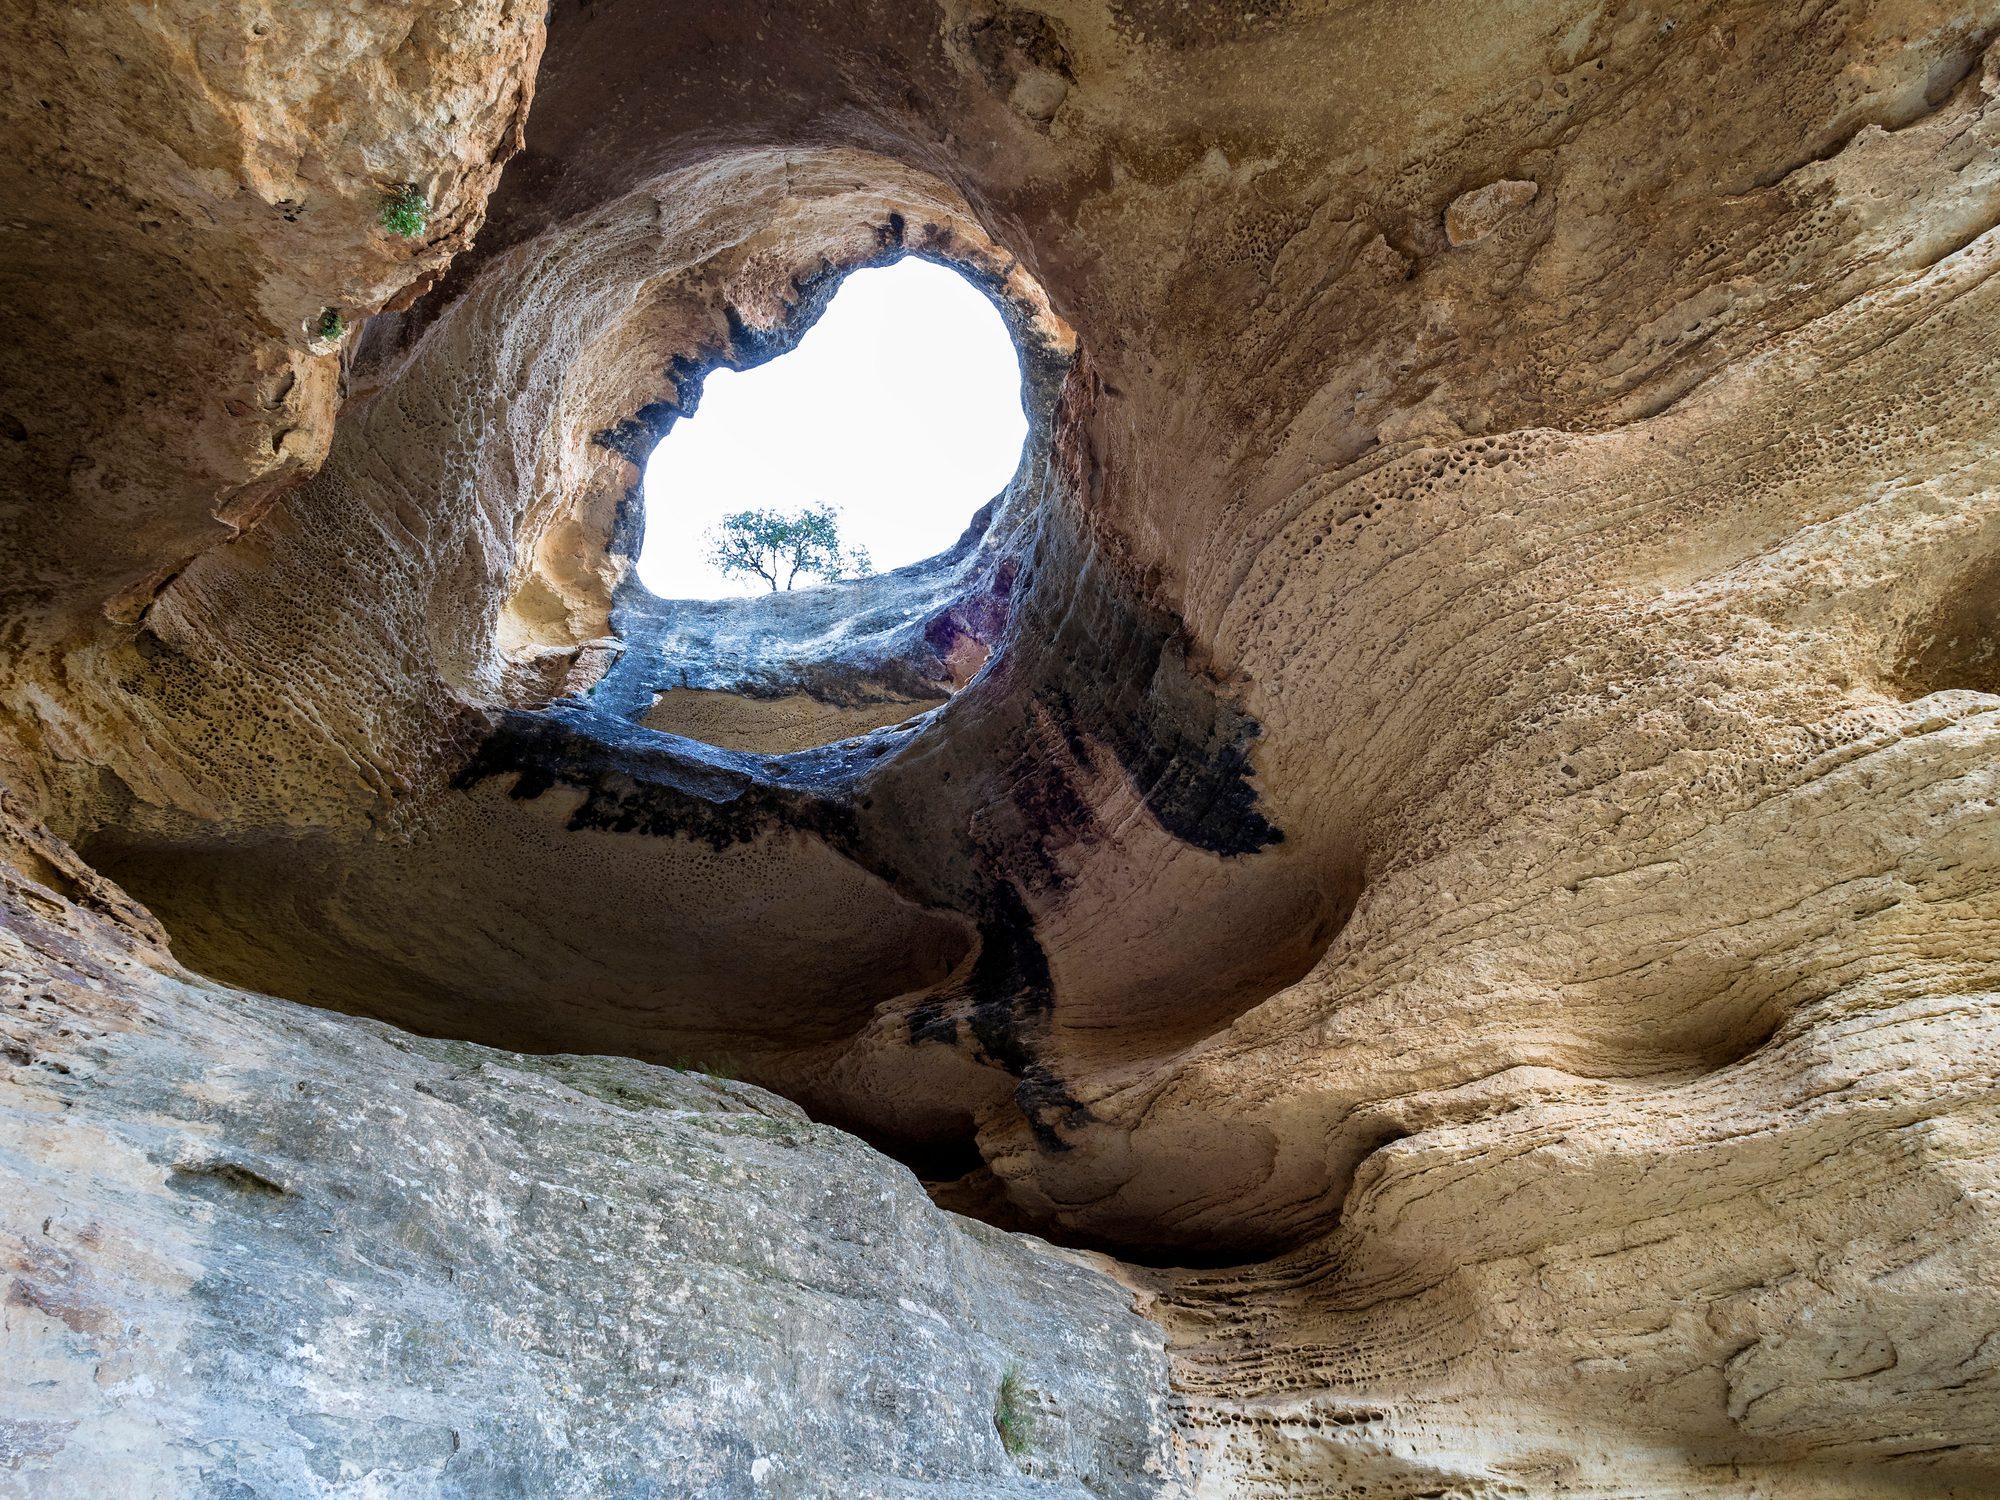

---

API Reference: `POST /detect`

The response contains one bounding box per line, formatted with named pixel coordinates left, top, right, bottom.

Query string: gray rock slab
left=0, top=882, right=1191, bottom=1500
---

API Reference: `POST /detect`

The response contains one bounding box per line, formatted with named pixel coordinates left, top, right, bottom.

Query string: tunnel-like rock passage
left=4, top=1, right=2000, bottom=1495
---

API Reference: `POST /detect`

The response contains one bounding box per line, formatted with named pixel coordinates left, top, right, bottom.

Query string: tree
left=705, top=504, right=873, bottom=591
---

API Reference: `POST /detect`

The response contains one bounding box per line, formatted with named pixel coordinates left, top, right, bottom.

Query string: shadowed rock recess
left=2, top=1, right=1998, bottom=1496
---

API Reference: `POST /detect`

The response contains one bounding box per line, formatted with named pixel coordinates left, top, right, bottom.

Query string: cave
left=4, top=2, right=1999, bottom=1497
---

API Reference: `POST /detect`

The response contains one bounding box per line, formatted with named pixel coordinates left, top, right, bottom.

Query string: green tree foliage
left=705, top=504, right=873, bottom=591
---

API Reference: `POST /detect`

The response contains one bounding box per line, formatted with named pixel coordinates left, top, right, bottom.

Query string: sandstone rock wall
left=0, top=0, right=545, bottom=641
left=2, top=0, right=1998, bottom=1494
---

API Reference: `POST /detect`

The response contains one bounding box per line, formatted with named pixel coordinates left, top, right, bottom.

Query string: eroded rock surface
left=0, top=0, right=545, bottom=663
left=2, top=0, right=1999, bottom=1494
left=0, top=815, right=1187, bottom=1499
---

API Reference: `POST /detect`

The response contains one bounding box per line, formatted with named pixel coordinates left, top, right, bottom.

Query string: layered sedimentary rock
left=4, top=0, right=2000, bottom=1494
left=0, top=801, right=1185, bottom=1498
left=0, top=0, right=545, bottom=650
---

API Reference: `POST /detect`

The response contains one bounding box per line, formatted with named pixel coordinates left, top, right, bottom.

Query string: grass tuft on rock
left=996, top=1366, right=1032, bottom=1459
left=380, top=185, right=428, bottom=238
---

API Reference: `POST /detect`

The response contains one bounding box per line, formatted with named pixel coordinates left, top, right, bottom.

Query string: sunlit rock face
left=4, top=0, right=2000, bottom=1494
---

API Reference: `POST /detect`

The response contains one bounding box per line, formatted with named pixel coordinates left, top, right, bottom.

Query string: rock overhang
left=4, top=2, right=2000, bottom=1492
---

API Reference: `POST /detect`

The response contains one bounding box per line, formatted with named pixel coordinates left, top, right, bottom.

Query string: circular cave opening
left=591, top=252, right=1062, bottom=757
left=634, top=257, right=1028, bottom=601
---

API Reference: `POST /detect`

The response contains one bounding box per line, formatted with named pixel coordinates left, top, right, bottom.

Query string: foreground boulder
left=2, top=1, right=1998, bottom=1493
left=0, top=808, right=1187, bottom=1499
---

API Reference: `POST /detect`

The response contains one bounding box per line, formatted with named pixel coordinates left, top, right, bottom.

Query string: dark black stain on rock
left=907, top=996, right=958, bottom=1049
left=592, top=399, right=679, bottom=466
left=451, top=704, right=862, bottom=855
left=961, top=883, right=1074, bottom=1141
left=1030, top=600, right=1282, bottom=861
left=722, top=241, right=890, bottom=368
left=963, top=884, right=1050, bottom=1070
left=606, top=479, right=647, bottom=565
left=970, top=729, right=1102, bottom=897
left=907, top=880, right=1091, bottom=1153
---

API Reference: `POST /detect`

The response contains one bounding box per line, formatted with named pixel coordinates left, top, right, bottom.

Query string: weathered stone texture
left=2, top=0, right=1999, bottom=1494
left=0, top=818, right=1188, bottom=1499
left=0, top=0, right=545, bottom=674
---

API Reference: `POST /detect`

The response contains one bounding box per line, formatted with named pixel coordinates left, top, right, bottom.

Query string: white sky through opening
left=635, top=258, right=1029, bottom=600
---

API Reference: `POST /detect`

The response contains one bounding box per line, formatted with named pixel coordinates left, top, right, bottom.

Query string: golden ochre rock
left=2, top=2, right=1997, bottom=1495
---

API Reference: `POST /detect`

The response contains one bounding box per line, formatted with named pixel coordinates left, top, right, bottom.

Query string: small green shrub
left=995, top=1367, right=1032, bottom=1459
left=380, top=185, right=428, bottom=238
left=316, top=308, right=345, bottom=342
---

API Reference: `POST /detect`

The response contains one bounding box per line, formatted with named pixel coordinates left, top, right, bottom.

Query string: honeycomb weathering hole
left=68, top=148, right=1323, bottom=1262
left=16, top=10, right=2000, bottom=1489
